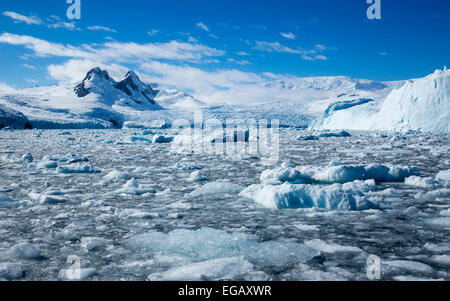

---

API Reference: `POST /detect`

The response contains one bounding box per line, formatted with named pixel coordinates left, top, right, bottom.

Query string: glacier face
left=311, top=69, right=450, bottom=133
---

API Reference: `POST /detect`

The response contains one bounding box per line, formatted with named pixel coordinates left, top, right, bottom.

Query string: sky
left=0, top=0, right=449, bottom=103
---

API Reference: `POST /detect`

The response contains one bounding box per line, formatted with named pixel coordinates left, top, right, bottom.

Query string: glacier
left=311, top=68, right=450, bottom=133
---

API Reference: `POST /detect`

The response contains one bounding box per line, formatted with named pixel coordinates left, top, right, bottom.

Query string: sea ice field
left=0, top=128, right=449, bottom=281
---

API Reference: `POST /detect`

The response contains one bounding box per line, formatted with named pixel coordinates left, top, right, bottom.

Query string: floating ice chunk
left=393, top=276, right=444, bottom=281
left=318, top=131, right=351, bottom=138
left=147, top=257, right=266, bottom=281
left=37, top=155, right=58, bottom=169
left=405, top=176, right=445, bottom=188
left=21, top=152, right=33, bottom=163
left=8, top=242, right=42, bottom=259
left=283, top=263, right=350, bottom=281
left=188, top=171, right=208, bottom=182
left=141, top=130, right=154, bottom=136
left=115, top=178, right=156, bottom=195
left=0, top=263, right=24, bottom=280
left=0, top=193, right=13, bottom=204
left=294, top=135, right=319, bottom=141
left=172, top=162, right=202, bottom=171
left=39, top=195, right=67, bottom=205
left=424, top=243, right=450, bottom=253
left=239, top=180, right=378, bottom=210
left=116, top=208, right=157, bottom=220
left=440, top=208, right=450, bottom=216
left=103, top=170, right=133, bottom=182
left=127, top=228, right=319, bottom=268
left=415, top=188, right=450, bottom=201
left=56, top=163, right=99, bottom=174
left=51, top=229, right=79, bottom=241
left=304, top=239, right=363, bottom=254
left=293, top=223, right=320, bottom=231
left=152, top=135, right=174, bottom=144
left=436, top=169, right=450, bottom=181
left=81, top=237, right=110, bottom=252
left=58, top=268, right=96, bottom=281
left=127, top=136, right=152, bottom=143
left=431, top=255, right=450, bottom=266
left=425, top=217, right=450, bottom=228
left=190, top=181, right=243, bottom=198
left=383, top=260, right=434, bottom=273
left=60, top=153, right=89, bottom=164
left=260, top=162, right=419, bottom=185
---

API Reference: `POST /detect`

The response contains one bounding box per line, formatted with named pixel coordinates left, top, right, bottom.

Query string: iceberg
left=189, top=181, right=243, bottom=198
left=260, top=161, right=419, bottom=185
left=311, top=69, right=450, bottom=133
left=239, top=180, right=379, bottom=210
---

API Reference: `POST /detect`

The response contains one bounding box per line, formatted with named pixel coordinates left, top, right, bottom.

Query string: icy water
left=0, top=128, right=449, bottom=281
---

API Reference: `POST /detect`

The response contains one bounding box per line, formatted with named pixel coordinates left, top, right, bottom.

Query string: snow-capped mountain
left=310, top=68, right=449, bottom=133
left=74, top=67, right=160, bottom=107
left=155, top=89, right=205, bottom=110
left=0, top=67, right=448, bottom=132
left=0, top=68, right=167, bottom=129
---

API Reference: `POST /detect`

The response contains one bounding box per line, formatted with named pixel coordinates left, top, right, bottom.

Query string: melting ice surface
left=0, top=128, right=449, bottom=281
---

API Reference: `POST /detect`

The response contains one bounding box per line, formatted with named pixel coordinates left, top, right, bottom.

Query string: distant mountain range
left=0, top=67, right=448, bottom=132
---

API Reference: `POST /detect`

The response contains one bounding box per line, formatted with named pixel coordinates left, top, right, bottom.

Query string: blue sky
left=0, top=0, right=449, bottom=96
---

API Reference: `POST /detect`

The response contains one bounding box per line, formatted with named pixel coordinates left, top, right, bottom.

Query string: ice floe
left=239, top=180, right=379, bottom=210
left=187, top=171, right=208, bottom=182
left=190, top=181, right=243, bottom=198
left=127, top=228, right=319, bottom=268
left=147, top=257, right=266, bottom=281
left=8, top=242, right=42, bottom=260
left=114, top=178, right=156, bottom=195
left=0, top=263, right=24, bottom=280
left=304, top=239, right=364, bottom=254
left=56, top=163, right=99, bottom=174
left=260, top=161, right=419, bottom=185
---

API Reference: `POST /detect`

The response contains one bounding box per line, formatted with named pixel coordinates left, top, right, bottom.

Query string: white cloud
left=21, top=64, right=35, bottom=69
left=236, top=51, right=249, bottom=56
left=188, top=36, right=198, bottom=43
left=280, top=32, right=296, bottom=40
left=140, top=61, right=264, bottom=92
left=88, top=25, right=117, bottom=33
left=228, top=58, right=251, bottom=65
left=379, top=51, right=387, bottom=56
left=47, top=59, right=129, bottom=83
left=2, top=11, right=42, bottom=25
left=48, top=22, right=79, bottom=31
left=0, top=33, right=225, bottom=63
left=147, top=29, right=159, bottom=36
left=196, top=22, right=209, bottom=32
left=252, top=25, right=267, bottom=30
left=254, top=41, right=302, bottom=54
left=0, top=33, right=94, bottom=58
left=0, top=82, right=16, bottom=93
left=254, top=41, right=331, bottom=61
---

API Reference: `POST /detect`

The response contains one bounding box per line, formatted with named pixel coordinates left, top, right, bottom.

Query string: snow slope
left=311, top=69, right=450, bottom=133
left=0, top=69, right=399, bottom=129
left=0, top=68, right=164, bottom=129
left=0, top=104, right=31, bottom=129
